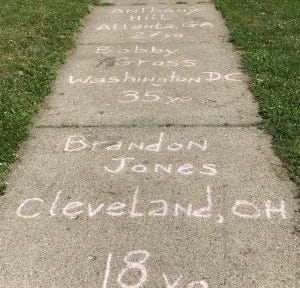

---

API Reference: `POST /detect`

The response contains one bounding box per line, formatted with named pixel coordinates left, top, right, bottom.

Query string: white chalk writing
left=69, top=71, right=243, bottom=87
left=64, top=133, right=208, bottom=153
left=111, top=7, right=202, bottom=16
left=118, top=91, right=192, bottom=105
left=16, top=187, right=289, bottom=221
left=102, top=250, right=209, bottom=288
left=96, top=46, right=178, bottom=57
left=96, top=22, right=213, bottom=31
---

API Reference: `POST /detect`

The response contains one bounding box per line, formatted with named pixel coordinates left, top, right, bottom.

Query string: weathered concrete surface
left=0, top=127, right=297, bottom=287
left=37, top=43, right=258, bottom=126
left=0, top=1, right=298, bottom=288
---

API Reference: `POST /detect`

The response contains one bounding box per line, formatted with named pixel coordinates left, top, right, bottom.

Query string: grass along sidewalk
left=0, top=0, right=97, bottom=194
left=215, top=0, right=300, bottom=184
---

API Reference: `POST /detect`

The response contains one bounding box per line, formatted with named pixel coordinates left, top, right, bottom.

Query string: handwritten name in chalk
left=96, top=46, right=178, bottom=58
left=104, top=158, right=217, bottom=176
left=128, top=13, right=171, bottom=22
left=101, top=250, right=209, bottom=288
left=64, top=133, right=213, bottom=176
left=16, top=187, right=289, bottom=221
left=111, top=7, right=202, bottom=16
left=64, top=132, right=208, bottom=153
left=114, top=58, right=197, bottom=68
left=96, top=22, right=213, bottom=31
left=96, top=57, right=197, bottom=68
left=69, top=71, right=243, bottom=87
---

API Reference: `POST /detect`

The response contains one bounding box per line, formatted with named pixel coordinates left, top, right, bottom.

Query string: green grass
left=0, top=0, right=96, bottom=194
left=215, top=0, right=300, bottom=183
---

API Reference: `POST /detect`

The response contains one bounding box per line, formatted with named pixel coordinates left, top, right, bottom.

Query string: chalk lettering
left=64, top=133, right=208, bottom=153
left=183, top=22, right=213, bottom=28
left=132, top=31, right=183, bottom=40
left=104, top=157, right=217, bottom=176
left=96, top=46, right=178, bottom=57
left=64, top=135, right=88, bottom=152
left=69, top=71, right=242, bottom=87
left=130, top=187, right=144, bottom=218
left=97, top=22, right=176, bottom=31
left=115, top=58, right=197, bottom=67
left=193, top=186, right=212, bottom=218
left=106, top=202, right=126, bottom=217
left=232, top=200, right=260, bottom=219
left=63, top=201, right=84, bottom=219
left=163, top=274, right=182, bottom=288
left=187, top=281, right=209, bottom=288
left=16, top=198, right=43, bottom=219
left=88, top=203, right=104, bottom=218
left=116, top=251, right=150, bottom=288
left=16, top=188, right=289, bottom=221
left=111, top=7, right=202, bottom=15
left=148, top=200, right=168, bottom=217
left=104, top=157, right=135, bottom=173
left=265, top=200, right=288, bottom=219
left=129, top=14, right=171, bottom=21
left=50, top=190, right=62, bottom=217
left=102, top=250, right=209, bottom=287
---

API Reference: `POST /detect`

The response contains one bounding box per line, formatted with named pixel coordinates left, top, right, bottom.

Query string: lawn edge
left=213, top=0, right=300, bottom=192
left=0, top=2, right=97, bottom=195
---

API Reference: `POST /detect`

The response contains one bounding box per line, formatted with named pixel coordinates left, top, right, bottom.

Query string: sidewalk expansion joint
left=78, top=41, right=216, bottom=45
left=35, top=122, right=260, bottom=129
left=96, top=3, right=213, bottom=8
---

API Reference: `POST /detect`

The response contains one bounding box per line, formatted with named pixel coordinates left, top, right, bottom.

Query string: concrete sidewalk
left=0, top=1, right=298, bottom=287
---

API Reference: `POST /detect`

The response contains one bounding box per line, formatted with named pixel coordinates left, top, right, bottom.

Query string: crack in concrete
left=78, top=41, right=220, bottom=45
left=35, top=122, right=261, bottom=129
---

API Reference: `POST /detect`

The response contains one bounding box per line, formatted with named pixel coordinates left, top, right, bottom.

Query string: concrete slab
left=37, top=43, right=259, bottom=126
left=78, top=4, right=229, bottom=44
left=0, top=127, right=297, bottom=287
